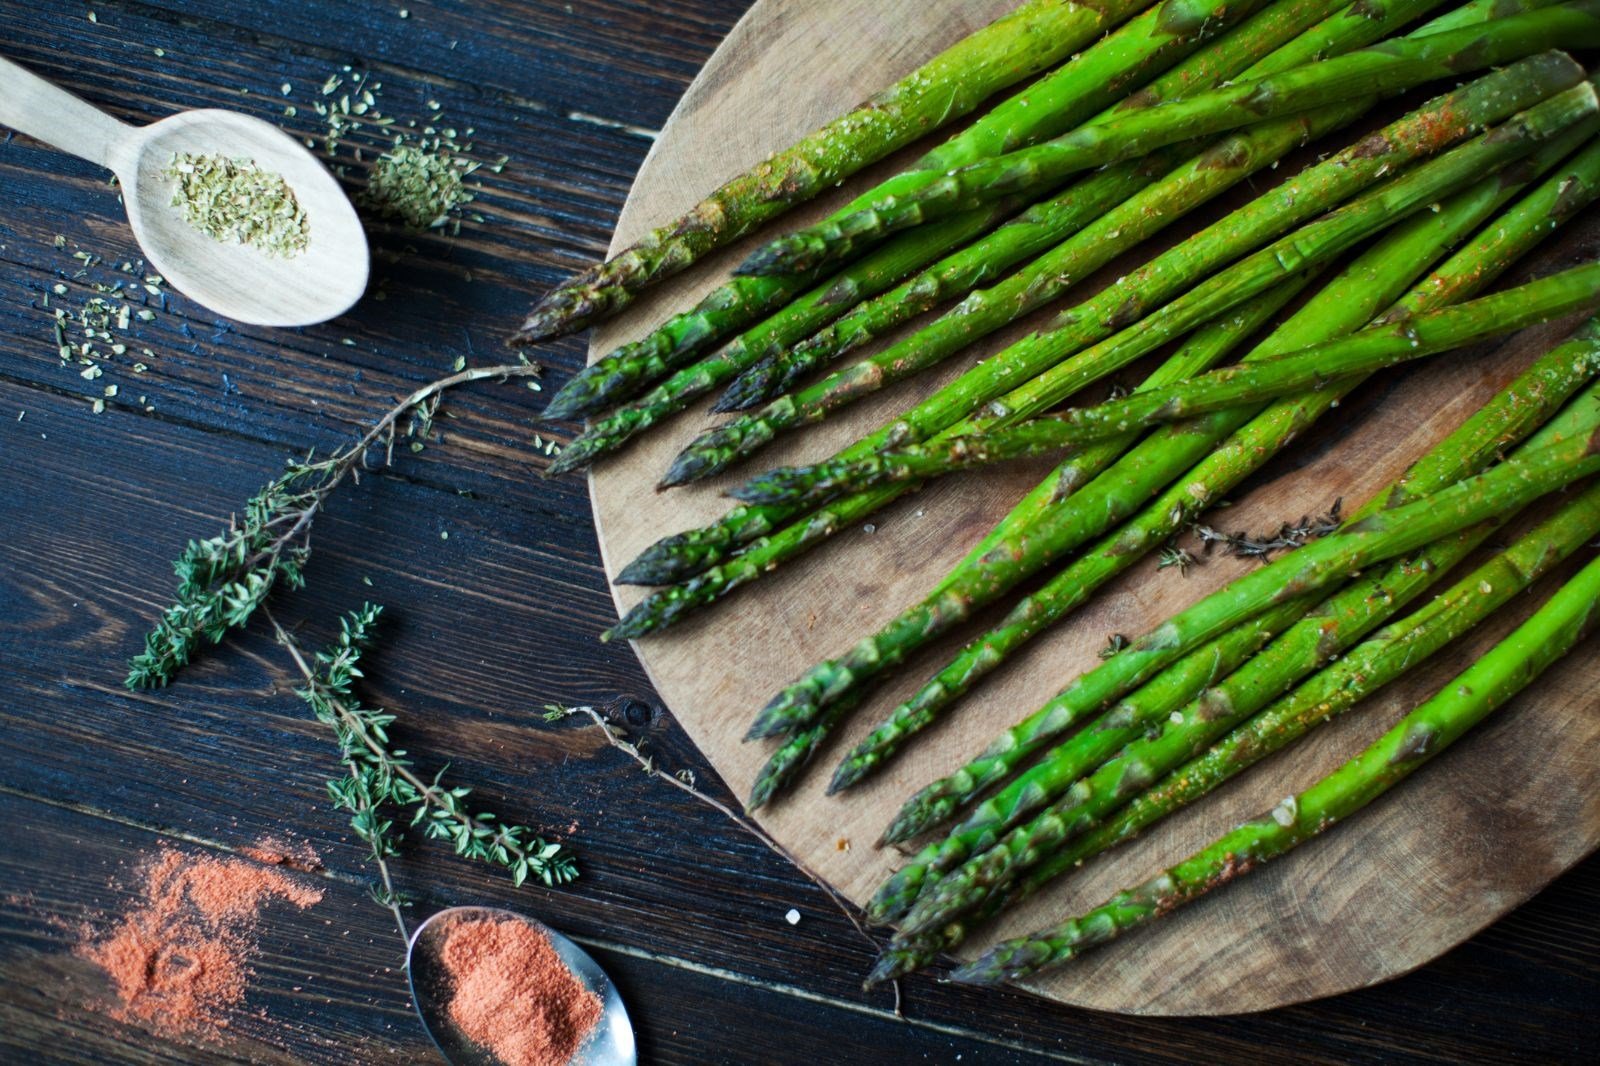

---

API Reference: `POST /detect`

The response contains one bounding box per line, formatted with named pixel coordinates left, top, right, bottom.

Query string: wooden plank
left=0, top=0, right=1594, bottom=1057
left=130, top=0, right=746, bottom=129
left=587, top=0, right=1600, bottom=1016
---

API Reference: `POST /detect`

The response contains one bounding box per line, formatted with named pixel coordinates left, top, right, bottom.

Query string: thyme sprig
left=1195, top=497, right=1344, bottom=563
left=126, top=362, right=542, bottom=689
left=276, top=604, right=578, bottom=910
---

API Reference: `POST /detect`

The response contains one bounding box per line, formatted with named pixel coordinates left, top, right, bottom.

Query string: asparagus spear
left=742, top=259, right=1600, bottom=504
left=868, top=138, right=1600, bottom=856
left=542, top=0, right=1309, bottom=448
left=512, top=0, right=1147, bottom=343
left=866, top=401, right=1598, bottom=987
left=830, top=136, right=1600, bottom=797
left=870, top=416, right=1600, bottom=851
left=539, top=203, right=1016, bottom=428
left=894, top=384, right=1600, bottom=938
left=1042, top=410, right=1600, bottom=908
left=743, top=2, right=1600, bottom=277
left=611, top=54, right=1585, bottom=597
left=864, top=204, right=1600, bottom=933
left=715, top=0, right=1380, bottom=412
left=742, top=106, right=1599, bottom=745
left=949, top=549, right=1600, bottom=986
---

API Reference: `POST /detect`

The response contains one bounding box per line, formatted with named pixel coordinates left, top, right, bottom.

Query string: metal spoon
left=0, top=54, right=367, bottom=327
left=408, top=906, right=636, bottom=1066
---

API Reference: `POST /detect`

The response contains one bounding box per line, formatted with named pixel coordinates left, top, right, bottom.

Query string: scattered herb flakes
left=362, top=144, right=475, bottom=230
left=164, top=154, right=310, bottom=257
left=289, top=65, right=493, bottom=234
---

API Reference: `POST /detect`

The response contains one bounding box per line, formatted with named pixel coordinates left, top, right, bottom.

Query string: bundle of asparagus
left=517, top=0, right=1600, bottom=991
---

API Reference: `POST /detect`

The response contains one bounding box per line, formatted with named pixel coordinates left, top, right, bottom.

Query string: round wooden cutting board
left=586, top=0, right=1600, bottom=1015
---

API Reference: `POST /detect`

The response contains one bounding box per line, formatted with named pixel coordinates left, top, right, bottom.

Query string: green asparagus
left=714, top=0, right=1379, bottom=412
left=895, top=388, right=1600, bottom=938
left=610, top=52, right=1585, bottom=597
left=741, top=259, right=1600, bottom=504
left=742, top=103, right=1599, bottom=742
left=949, top=550, right=1600, bottom=985
left=544, top=0, right=1308, bottom=447
left=868, top=137, right=1600, bottom=852
left=830, top=135, right=1600, bottom=796
left=512, top=0, right=1146, bottom=342
left=543, top=205, right=1029, bottom=421
left=744, top=2, right=1600, bottom=277
left=867, top=420, right=1600, bottom=860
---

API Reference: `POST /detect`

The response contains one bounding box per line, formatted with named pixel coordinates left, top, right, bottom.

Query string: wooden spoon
left=0, top=55, right=367, bottom=327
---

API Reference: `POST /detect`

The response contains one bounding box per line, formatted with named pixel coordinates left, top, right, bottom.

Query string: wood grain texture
left=589, top=0, right=1600, bottom=1015
left=0, top=1, right=1595, bottom=1062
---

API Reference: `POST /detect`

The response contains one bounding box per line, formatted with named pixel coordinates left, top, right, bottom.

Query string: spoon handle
left=0, top=54, right=132, bottom=171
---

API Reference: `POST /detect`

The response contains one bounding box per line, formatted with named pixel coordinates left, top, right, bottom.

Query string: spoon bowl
left=407, top=906, right=636, bottom=1066
left=117, top=109, right=369, bottom=327
left=0, top=55, right=367, bottom=326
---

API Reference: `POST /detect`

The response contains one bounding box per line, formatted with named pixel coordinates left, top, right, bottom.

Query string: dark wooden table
left=0, top=3, right=1595, bottom=1063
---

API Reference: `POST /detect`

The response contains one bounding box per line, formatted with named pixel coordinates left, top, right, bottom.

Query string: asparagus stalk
left=870, top=138, right=1600, bottom=857
left=512, top=0, right=1148, bottom=343
left=743, top=106, right=1599, bottom=746
left=1048, top=413, right=1600, bottom=906
left=894, top=382, right=1600, bottom=938
left=746, top=278, right=1317, bottom=810
left=543, top=0, right=1313, bottom=449
left=611, top=55, right=1586, bottom=598
left=950, top=549, right=1600, bottom=986
left=714, top=0, right=1379, bottom=412
left=871, top=418, right=1600, bottom=851
left=864, top=205, right=1600, bottom=934
left=830, top=137, right=1600, bottom=796
left=743, top=259, right=1600, bottom=504
left=542, top=205, right=1025, bottom=422
left=744, top=2, right=1600, bottom=277
left=865, top=345, right=1600, bottom=980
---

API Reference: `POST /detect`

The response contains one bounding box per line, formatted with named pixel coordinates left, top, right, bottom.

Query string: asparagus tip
left=658, top=453, right=705, bottom=489
left=539, top=385, right=590, bottom=422
left=614, top=554, right=669, bottom=586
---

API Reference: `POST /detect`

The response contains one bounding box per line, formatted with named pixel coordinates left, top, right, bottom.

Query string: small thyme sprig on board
left=126, top=361, right=542, bottom=689
left=1195, top=497, right=1344, bottom=563
left=275, top=605, right=577, bottom=928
